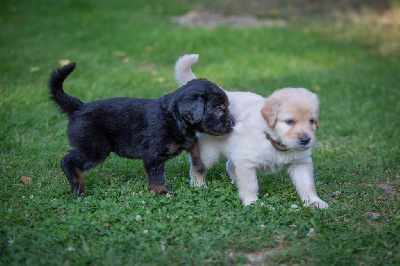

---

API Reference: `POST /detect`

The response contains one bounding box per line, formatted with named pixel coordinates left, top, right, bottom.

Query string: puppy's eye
left=310, top=119, right=315, bottom=124
left=215, top=108, right=224, bottom=115
left=285, top=119, right=294, bottom=125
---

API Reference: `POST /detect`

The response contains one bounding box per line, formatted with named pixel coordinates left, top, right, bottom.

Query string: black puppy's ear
left=178, top=97, right=204, bottom=125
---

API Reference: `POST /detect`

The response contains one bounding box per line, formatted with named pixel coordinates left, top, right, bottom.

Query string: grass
left=1, top=0, right=400, bottom=264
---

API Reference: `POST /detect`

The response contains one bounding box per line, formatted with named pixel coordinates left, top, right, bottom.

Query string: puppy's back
left=226, top=91, right=264, bottom=121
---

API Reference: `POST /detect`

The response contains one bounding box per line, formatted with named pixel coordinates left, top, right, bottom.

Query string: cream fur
left=174, top=54, right=328, bottom=209
left=174, top=54, right=198, bottom=86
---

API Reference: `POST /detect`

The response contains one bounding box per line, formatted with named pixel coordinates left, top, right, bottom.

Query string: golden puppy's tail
left=174, top=54, right=198, bottom=86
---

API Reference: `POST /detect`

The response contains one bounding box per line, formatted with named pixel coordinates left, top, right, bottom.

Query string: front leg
left=143, top=160, right=171, bottom=195
left=188, top=139, right=207, bottom=187
left=187, top=137, right=222, bottom=188
left=231, top=161, right=259, bottom=206
left=288, top=158, right=328, bottom=209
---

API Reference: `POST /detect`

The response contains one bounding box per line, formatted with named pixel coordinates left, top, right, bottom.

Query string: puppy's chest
left=256, top=151, right=309, bottom=174
left=164, top=138, right=193, bottom=157
left=259, top=163, right=284, bottom=174
left=165, top=143, right=184, bottom=156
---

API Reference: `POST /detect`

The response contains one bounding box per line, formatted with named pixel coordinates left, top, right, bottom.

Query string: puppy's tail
left=48, top=63, right=83, bottom=118
left=174, top=54, right=198, bottom=86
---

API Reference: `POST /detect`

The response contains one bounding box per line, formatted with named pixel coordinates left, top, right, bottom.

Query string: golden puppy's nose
left=299, top=135, right=311, bottom=145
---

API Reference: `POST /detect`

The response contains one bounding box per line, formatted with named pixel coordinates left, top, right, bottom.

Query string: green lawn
left=1, top=0, right=399, bottom=265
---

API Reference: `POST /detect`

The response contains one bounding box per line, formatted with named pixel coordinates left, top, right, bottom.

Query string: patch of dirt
left=173, top=3, right=399, bottom=54
left=198, top=0, right=392, bottom=17
left=225, top=236, right=284, bottom=264
left=172, top=10, right=286, bottom=28
left=334, top=8, right=400, bottom=55
left=366, top=211, right=386, bottom=231
left=360, top=181, right=397, bottom=230
left=360, top=181, right=398, bottom=202
left=176, top=1, right=398, bottom=55
left=377, top=182, right=397, bottom=202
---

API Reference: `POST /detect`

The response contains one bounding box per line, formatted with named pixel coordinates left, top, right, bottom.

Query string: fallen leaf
left=157, top=77, right=165, bottom=83
left=59, top=59, right=71, bottom=66
left=29, top=67, right=40, bottom=72
left=21, top=176, right=33, bottom=184
left=314, top=85, right=321, bottom=92
left=103, top=222, right=110, bottom=229
left=58, top=210, right=67, bottom=216
left=269, top=8, right=280, bottom=16
left=122, top=57, right=130, bottom=63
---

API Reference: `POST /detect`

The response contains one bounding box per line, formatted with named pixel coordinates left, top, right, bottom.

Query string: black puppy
left=49, top=63, right=234, bottom=196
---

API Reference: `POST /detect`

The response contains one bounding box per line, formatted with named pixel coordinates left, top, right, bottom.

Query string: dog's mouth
left=202, top=118, right=234, bottom=136
left=289, top=143, right=314, bottom=151
left=204, top=126, right=233, bottom=136
left=296, top=137, right=315, bottom=150
left=296, top=145, right=311, bottom=150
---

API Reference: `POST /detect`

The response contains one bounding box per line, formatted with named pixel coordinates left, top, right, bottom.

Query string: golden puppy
left=175, top=54, right=328, bottom=208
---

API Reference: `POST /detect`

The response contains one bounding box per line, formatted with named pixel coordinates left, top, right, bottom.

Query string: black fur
left=48, top=63, right=234, bottom=196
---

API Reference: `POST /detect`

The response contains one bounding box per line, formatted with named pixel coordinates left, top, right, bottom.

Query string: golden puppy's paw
left=304, top=199, right=329, bottom=209
left=189, top=175, right=207, bottom=187
left=241, top=196, right=259, bottom=206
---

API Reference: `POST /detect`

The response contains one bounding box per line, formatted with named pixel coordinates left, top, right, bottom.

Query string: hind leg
left=61, top=153, right=86, bottom=197
left=63, top=122, right=112, bottom=196
left=61, top=149, right=108, bottom=197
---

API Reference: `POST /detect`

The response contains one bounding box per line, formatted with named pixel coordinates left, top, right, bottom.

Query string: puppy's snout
left=226, top=115, right=235, bottom=130
left=299, top=135, right=311, bottom=145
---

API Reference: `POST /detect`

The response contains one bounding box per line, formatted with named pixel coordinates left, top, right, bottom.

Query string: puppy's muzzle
left=226, top=115, right=235, bottom=132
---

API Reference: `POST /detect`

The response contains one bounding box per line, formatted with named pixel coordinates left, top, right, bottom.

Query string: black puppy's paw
left=149, top=184, right=173, bottom=196
left=72, top=185, right=86, bottom=198
left=157, top=190, right=173, bottom=196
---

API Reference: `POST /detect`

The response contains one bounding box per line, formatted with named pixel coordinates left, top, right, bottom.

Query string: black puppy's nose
left=299, top=135, right=311, bottom=145
left=226, top=117, right=235, bottom=129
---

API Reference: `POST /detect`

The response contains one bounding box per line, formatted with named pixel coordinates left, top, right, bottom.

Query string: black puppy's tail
left=48, top=63, right=83, bottom=118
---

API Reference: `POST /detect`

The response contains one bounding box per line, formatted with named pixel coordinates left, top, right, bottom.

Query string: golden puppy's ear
left=261, top=98, right=279, bottom=127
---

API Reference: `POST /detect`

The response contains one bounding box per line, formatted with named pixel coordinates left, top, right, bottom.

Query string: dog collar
left=173, top=114, right=181, bottom=124
left=264, top=132, right=289, bottom=152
